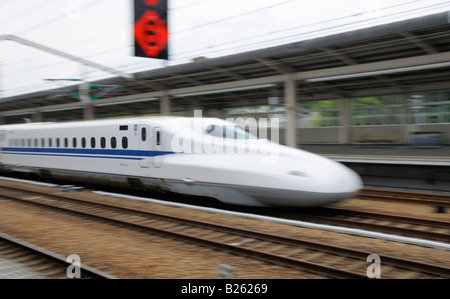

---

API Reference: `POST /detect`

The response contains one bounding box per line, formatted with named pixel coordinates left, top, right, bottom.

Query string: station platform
left=299, top=144, right=450, bottom=166
left=0, top=255, right=49, bottom=279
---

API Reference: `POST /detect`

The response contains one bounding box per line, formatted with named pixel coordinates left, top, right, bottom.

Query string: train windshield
left=205, top=125, right=257, bottom=139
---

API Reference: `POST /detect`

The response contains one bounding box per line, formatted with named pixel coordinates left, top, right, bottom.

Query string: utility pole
left=79, top=64, right=90, bottom=103
left=0, top=35, right=133, bottom=80
left=79, top=64, right=94, bottom=120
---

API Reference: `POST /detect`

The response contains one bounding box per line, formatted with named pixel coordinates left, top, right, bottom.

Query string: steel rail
left=0, top=232, right=117, bottom=279
left=358, top=188, right=450, bottom=207
left=0, top=187, right=363, bottom=279
left=294, top=207, right=450, bottom=243
left=0, top=185, right=448, bottom=278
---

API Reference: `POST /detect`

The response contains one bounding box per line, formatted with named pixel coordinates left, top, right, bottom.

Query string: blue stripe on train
left=0, top=147, right=176, bottom=159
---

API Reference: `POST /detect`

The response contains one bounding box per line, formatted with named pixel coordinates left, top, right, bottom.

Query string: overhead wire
left=171, top=0, right=449, bottom=60
left=171, top=0, right=296, bottom=35
left=2, top=0, right=438, bottom=65
left=87, top=0, right=450, bottom=75
left=170, top=0, right=208, bottom=10
left=0, top=0, right=56, bottom=26
left=2, top=0, right=450, bottom=97
left=14, top=0, right=108, bottom=36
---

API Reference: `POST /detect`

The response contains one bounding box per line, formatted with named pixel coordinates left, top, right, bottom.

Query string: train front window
left=205, top=125, right=257, bottom=139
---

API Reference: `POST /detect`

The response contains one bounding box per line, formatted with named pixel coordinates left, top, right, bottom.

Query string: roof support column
left=284, top=75, right=297, bottom=147
left=84, top=103, right=94, bottom=120
left=340, top=98, right=351, bottom=144
left=402, top=94, right=412, bottom=144
left=189, top=100, right=202, bottom=117
left=32, top=111, right=42, bottom=123
left=160, top=91, right=170, bottom=116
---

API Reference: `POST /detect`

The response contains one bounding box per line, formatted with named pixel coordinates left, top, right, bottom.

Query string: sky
left=0, top=0, right=449, bottom=98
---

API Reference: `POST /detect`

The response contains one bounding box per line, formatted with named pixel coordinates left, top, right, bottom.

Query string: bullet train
left=0, top=116, right=362, bottom=207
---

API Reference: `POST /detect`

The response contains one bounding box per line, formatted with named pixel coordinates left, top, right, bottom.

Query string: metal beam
left=2, top=52, right=450, bottom=118
left=209, top=66, right=245, bottom=80
left=401, top=32, right=438, bottom=54
left=0, top=35, right=133, bottom=80
left=255, top=58, right=294, bottom=74
left=319, top=47, right=357, bottom=66
left=302, top=52, right=450, bottom=82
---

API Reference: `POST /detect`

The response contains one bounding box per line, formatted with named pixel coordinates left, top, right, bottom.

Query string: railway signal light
left=134, top=0, right=168, bottom=60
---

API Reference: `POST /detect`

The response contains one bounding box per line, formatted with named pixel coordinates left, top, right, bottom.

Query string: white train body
left=0, top=116, right=362, bottom=207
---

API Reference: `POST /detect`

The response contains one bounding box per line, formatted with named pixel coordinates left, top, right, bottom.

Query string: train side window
left=101, top=137, right=106, bottom=149
left=122, top=137, right=128, bottom=149
left=34, top=139, right=38, bottom=147
left=111, top=137, right=117, bottom=149
left=64, top=138, right=68, bottom=148
left=156, top=131, right=160, bottom=146
left=27, top=139, right=31, bottom=147
left=72, top=138, right=77, bottom=148
left=81, top=138, right=86, bottom=148
left=56, top=138, right=60, bottom=148
left=91, top=137, right=96, bottom=148
left=141, top=127, right=147, bottom=142
left=48, top=138, right=52, bottom=148
left=41, top=138, right=45, bottom=147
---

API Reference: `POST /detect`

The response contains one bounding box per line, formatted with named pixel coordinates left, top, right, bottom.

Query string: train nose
left=279, top=157, right=362, bottom=207
left=320, top=161, right=363, bottom=195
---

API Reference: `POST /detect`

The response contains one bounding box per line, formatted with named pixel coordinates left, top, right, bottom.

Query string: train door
left=139, top=124, right=150, bottom=168
left=153, top=127, right=161, bottom=168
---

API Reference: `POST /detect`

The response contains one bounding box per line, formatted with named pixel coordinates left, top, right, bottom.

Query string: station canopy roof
left=1, top=11, right=450, bottom=121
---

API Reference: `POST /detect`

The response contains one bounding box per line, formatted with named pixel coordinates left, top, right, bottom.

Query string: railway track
left=358, top=188, right=450, bottom=208
left=0, top=184, right=448, bottom=279
left=0, top=232, right=116, bottom=279
left=283, top=206, right=450, bottom=243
